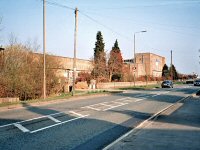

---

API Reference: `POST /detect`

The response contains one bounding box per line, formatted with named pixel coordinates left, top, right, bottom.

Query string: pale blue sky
left=0, top=0, right=200, bottom=75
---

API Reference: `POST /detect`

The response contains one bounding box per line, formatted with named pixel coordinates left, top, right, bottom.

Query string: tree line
left=0, top=31, right=192, bottom=100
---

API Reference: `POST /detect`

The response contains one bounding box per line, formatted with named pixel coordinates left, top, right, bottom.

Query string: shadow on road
left=0, top=92, right=200, bottom=150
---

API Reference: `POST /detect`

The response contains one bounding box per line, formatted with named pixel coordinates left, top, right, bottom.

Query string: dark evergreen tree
left=162, top=64, right=169, bottom=79
left=108, top=39, right=123, bottom=81
left=94, top=31, right=105, bottom=61
left=93, top=31, right=107, bottom=82
left=169, top=64, right=179, bottom=80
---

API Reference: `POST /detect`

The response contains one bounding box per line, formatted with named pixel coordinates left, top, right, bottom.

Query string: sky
left=0, top=0, right=200, bottom=75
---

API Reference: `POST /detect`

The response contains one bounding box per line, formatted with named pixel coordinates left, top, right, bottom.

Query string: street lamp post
left=133, top=31, right=147, bottom=87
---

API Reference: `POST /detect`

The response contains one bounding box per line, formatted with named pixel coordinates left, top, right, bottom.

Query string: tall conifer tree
left=108, top=39, right=123, bottom=81
left=93, top=31, right=107, bottom=82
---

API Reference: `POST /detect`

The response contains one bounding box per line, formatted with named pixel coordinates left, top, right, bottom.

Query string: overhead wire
left=41, top=0, right=200, bottom=38
left=81, top=0, right=200, bottom=10
left=78, top=10, right=132, bottom=41
left=45, top=0, right=75, bottom=10
left=42, top=0, right=133, bottom=41
left=80, top=11, right=200, bottom=31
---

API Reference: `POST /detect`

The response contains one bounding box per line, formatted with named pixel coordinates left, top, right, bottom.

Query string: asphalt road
left=0, top=85, right=198, bottom=150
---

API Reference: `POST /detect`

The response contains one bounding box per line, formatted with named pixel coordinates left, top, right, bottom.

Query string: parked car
left=185, top=79, right=194, bottom=84
left=194, top=79, right=200, bottom=86
left=161, top=80, right=173, bottom=88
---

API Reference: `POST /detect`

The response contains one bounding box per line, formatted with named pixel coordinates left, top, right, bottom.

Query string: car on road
left=194, top=79, right=200, bottom=86
left=161, top=80, right=173, bottom=88
left=186, top=79, right=194, bottom=84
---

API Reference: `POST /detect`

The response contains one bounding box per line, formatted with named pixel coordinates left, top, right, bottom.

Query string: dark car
left=161, top=80, right=173, bottom=88
left=194, top=79, right=200, bottom=86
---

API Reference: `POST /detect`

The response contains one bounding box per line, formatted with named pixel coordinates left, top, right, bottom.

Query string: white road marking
left=100, top=103, right=114, bottom=107
left=30, top=115, right=89, bottom=134
left=47, top=116, right=61, bottom=123
left=0, top=92, right=174, bottom=133
left=0, top=112, right=63, bottom=128
left=113, top=101, right=128, bottom=105
left=69, top=111, right=87, bottom=117
left=103, top=96, right=190, bottom=150
left=83, top=106, right=101, bottom=111
left=135, top=99, right=144, bottom=102
left=121, top=100, right=132, bottom=103
left=82, top=96, right=144, bottom=112
left=103, top=104, right=126, bottom=111
left=117, top=97, right=132, bottom=101
left=13, top=123, right=30, bottom=133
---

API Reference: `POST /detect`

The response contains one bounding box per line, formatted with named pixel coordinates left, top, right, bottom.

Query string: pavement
left=106, top=96, right=200, bottom=150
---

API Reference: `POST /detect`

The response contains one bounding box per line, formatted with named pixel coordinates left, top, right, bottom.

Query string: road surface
left=0, top=85, right=198, bottom=150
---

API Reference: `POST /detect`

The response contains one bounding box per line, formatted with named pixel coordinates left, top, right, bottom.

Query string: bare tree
left=0, top=38, right=61, bottom=100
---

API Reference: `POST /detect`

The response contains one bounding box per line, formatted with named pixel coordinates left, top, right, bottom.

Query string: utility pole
left=43, top=0, right=46, bottom=99
left=170, top=50, right=173, bottom=80
left=72, top=7, right=78, bottom=96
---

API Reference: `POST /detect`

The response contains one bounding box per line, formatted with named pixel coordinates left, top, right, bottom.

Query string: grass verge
left=119, top=84, right=160, bottom=90
left=0, top=90, right=109, bottom=108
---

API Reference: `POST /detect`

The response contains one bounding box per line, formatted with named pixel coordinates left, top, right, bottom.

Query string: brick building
left=33, top=53, right=93, bottom=84
left=42, top=52, right=165, bottom=82
left=124, top=53, right=166, bottom=78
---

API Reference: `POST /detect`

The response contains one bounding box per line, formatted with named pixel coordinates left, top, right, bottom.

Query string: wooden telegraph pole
left=72, top=8, right=78, bottom=96
left=43, top=0, right=46, bottom=99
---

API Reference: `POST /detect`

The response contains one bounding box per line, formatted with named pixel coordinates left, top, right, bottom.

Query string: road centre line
left=30, top=115, right=89, bottom=134
left=13, top=123, right=30, bottom=133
